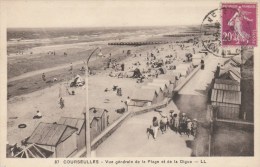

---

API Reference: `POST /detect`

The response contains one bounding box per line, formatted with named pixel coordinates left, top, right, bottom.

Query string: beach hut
left=152, top=79, right=172, bottom=97
left=169, top=71, right=181, bottom=80
left=176, top=63, right=193, bottom=76
left=158, top=74, right=177, bottom=90
left=211, top=78, right=241, bottom=120
left=211, top=88, right=241, bottom=120
left=130, top=88, right=158, bottom=107
left=89, top=108, right=109, bottom=141
left=141, top=85, right=164, bottom=102
left=241, top=47, right=253, bottom=63
left=173, top=68, right=188, bottom=77
left=14, top=143, right=53, bottom=158
left=147, top=82, right=169, bottom=97
left=152, top=79, right=170, bottom=86
left=27, top=122, right=78, bottom=158
left=218, top=67, right=241, bottom=82
left=213, top=79, right=240, bottom=91
left=57, top=117, right=85, bottom=150
left=224, top=55, right=242, bottom=68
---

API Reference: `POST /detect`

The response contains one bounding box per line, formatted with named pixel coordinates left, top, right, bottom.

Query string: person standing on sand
left=42, top=73, right=46, bottom=81
left=59, top=97, right=65, bottom=109
left=121, top=63, right=125, bottom=71
left=70, top=63, right=73, bottom=71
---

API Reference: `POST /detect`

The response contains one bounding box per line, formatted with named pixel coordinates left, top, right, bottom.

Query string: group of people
left=175, top=113, right=198, bottom=137
left=149, top=111, right=198, bottom=140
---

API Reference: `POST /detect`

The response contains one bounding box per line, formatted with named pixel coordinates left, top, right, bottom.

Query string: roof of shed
left=27, top=123, right=77, bottom=146
left=58, top=117, right=85, bottom=134
left=211, top=89, right=241, bottom=105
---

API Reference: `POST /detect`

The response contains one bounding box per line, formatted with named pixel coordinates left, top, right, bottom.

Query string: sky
left=5, top=0, right=219, bottom=28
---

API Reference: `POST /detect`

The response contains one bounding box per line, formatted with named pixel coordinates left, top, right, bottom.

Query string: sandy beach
left=7, top=29, right=201, bottom=146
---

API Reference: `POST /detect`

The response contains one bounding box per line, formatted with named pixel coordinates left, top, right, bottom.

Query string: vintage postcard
left=0, top=0, right=259, bottom=167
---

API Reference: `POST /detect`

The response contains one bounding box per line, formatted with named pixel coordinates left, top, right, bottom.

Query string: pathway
left=95, top=102, right=193, bottom=157
left=179, top=55, right=224, bottom=96
left=174, top=54, right=225, bottom=156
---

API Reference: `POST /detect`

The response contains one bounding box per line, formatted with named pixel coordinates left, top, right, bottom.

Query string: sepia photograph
left=0, top=0, right=259, bottom=166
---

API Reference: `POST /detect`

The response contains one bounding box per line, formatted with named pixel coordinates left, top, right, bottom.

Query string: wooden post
left=84, top=67, right=91, bottom=157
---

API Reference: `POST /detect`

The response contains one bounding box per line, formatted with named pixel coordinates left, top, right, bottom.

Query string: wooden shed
left=176, top=63, right=191, bottom=70
left=27, top=122, right=78, bottom=158
left=141, top=85, right=164, bottom=102
left=224, top=56, right=242, bottom=68
left=14, top=143, right=53, bottom=158
left=152, top=79, right=173, bottom=97
left=174, top=69, right=188, bottom=77
left=175, top=63, right=192, bottom=76
left=57, top=117, right=85, bottom=151
left=213, top=79, right=240, bottom=91
left=218, top=67, right=241, bottom=82
left=211, top=89, right=241, bottom=120
left=147, top=82, right=169, bottom=97
left=158, top=74, right=177, bottom=90
left=89, top=108, right=109, bottom=141
left=130, top=88, right=158, bottom=107
left=168, top=71, right=181, bottom=80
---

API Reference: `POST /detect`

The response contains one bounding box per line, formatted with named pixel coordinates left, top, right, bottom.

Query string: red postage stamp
left=222, top=3, right=257, bottom=46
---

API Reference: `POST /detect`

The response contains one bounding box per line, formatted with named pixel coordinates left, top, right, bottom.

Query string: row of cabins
left=129, top=63, right=194, bottom=107
left=15, top=108, right=109, bottom=158
left=129, top=78, right=172, bottom=107
left=210, top=55, right=242, bottom=120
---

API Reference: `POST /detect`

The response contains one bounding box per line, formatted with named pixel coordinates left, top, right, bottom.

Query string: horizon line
left=7, top=24, right=201, bottom=29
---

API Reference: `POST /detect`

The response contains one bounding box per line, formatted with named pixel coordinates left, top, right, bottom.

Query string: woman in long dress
left=228, top=6, right=253, bottom=44
left=152, top=117, right=159, bottom=140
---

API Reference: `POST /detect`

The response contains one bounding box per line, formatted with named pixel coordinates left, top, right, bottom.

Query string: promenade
left=95, top=102, right=193, bottom=157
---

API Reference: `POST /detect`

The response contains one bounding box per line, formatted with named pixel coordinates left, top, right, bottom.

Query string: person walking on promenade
left=159, top=111, right=168, bottom=134
left=192, top=119, right=198, bottom=137
left=179, top=113, right=188, bottom=135
left=152, top=117, right=159, bottom=140
left=187, top=119, right=193, bottom=137
left=173, top=113, right=179, bottom=133
left=200, top=59, right=205, bottom=70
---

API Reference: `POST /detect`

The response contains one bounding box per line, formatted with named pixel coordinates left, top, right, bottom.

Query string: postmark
left=200, top=8, right=222, bottom=57
left=221, top=3, right=257, bottom=47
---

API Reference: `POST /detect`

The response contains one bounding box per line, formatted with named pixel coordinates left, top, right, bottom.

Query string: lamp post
left=85, top=47, right=101, bottom=157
